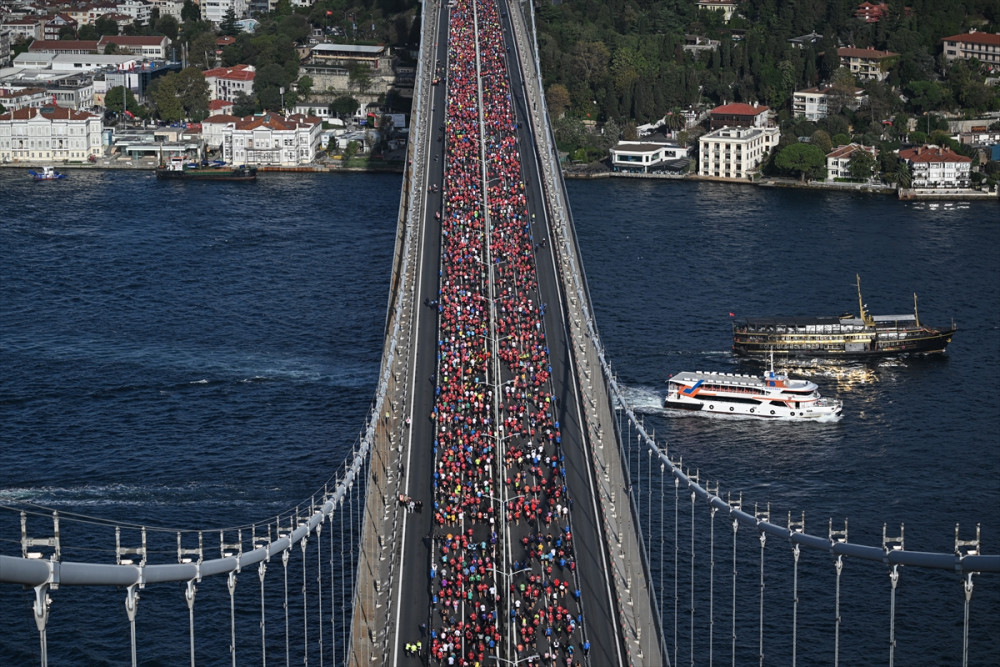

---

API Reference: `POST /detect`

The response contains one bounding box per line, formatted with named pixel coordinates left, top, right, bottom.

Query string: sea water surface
left=1, top=169, right=997, bottom=663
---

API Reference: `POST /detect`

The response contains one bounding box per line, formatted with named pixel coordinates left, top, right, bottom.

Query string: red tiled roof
left=203, top=65, right=255, bottom=81
left=941, top=32, right=1000, bottom=47
left=0, top=106, right=99, bottom=122
left=837, top=46, right=899, bottom=59
left=28, top=39, right=99, bottom=51
left=827, top=143, right=877, bottom=159
left=710, top=103, right=769, bottom=116
left=898, top=146, right=972, bottom=163
left=0, top=87, right=47, bottom=99
left=208, top=99, right=234, bottom=111
left=202, top=114, right=242, bottom=124
left=97, top=35, right=168, bottom=46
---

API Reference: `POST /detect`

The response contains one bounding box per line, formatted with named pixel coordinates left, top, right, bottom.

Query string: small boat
left=29, top=166, right=67, bottom=181
left=664, top=356, right=842, bottom=420
left=732, top=275, right=956, bottom=359
left=155, top=156, right=257, bottom=181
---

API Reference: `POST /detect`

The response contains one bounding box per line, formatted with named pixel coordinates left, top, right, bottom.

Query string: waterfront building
left=836, top=46, right=899, bottom=81
left=826, top=143, right=879, bottom=181
left=201, top=111, right=322, bottom=166
left=897, top=145, right=972, bottom=189
left=609, top=140, right=691, bottom=174
left=698, top=125, right=779, bottom=180
left=940, top=31, right=1000, bottom=66
left=0, top=106, right=103, bottom=162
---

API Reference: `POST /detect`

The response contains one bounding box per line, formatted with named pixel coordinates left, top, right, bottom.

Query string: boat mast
left=914, top=292, right=920, bottom=327
left=856, top=274, right=872, bottom=325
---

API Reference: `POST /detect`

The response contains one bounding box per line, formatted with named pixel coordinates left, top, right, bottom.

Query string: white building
left=201, top=111, right=322, bottom=166
left=836, top=46, right=899, bottom=82
left=146, top=0, right=186, bottom=21
left=116, top=0, right=155, bottom=25
left=698, top=125, right=779, bottom=180
left=0, top=87, right=50, bottom=111
left=97, top=35, right=171, bottom=60
left=940, top=31, right=1000, bottom=66
left=0, top=106, right=103, bottom=162
left=2, top=18, right=43, bottom=43
left=826, top=143, right=878, bottom=181
left=695, top=0, right=740, bottom=22
left=201, top=0, right=248, bottom=27
left=203, top=64, right=255, bottom=103
left=609, top=140, right=691, bottom=173
left=792, top=85, right=865, bottom=121
left=897, top=145, right=972, bottom=189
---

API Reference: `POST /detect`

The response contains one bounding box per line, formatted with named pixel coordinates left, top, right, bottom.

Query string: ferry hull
left=732, top=328, right=956, bottom=359
left=155, top=167, right=257, bottom=181
left=665, top=396, right=841, bottom=420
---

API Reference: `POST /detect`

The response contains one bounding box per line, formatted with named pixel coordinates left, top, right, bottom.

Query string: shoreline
left=565, top=168, right=997, bottom=200
left=5, top=161, right=995, bottom=200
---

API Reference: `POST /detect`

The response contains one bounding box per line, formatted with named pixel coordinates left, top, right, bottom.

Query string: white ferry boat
left=664, top=366, right=842, bottom=420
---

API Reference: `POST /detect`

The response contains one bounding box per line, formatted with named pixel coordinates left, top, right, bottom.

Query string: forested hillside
left=535, top=0, right=999, bottom=124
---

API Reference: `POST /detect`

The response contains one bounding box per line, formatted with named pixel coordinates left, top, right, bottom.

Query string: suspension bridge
left=2, top=0, right=998, bottom=665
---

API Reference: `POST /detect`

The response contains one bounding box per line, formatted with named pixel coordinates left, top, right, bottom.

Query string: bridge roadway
left=357, top=0, right=666, bottom=665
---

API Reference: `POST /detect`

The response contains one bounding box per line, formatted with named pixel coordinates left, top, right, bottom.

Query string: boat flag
left=729, top=312, right=735, bottom=317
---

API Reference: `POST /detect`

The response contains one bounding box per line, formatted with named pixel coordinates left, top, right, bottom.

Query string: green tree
left=896, top=161, right=912, bottom=188
left=188, top=32, right=219, bottom=69
left=232, top=91, right=257, bottom=116
left=775, top=142, right=826, bottom=182
left=94, top=15, right=117, bottom=37
left=154, top=15, right=179, bottom=41
left=181, top=0, right=200, bottom=23
left=220, top=8, right=239, bottom=37
left=348, top=63, right=372, bottom=96
left=104, top=86, right=139, bottom=115
left=546, top=83, right=571, bottom=119
left=149, top=75, right=185, bottom=122
left=343, top=139, right=360, bottom=160
left=330, top=96, right=359, bottom=118
left=848, top=148, right=876, bottom=181
left=810, top=129, right=832, bottom=154
left=78, top=24, right=97, bottom=40
left=58, top=25, right=76, bottom=40
left=297, top=75, right=314, bottom=99
left=905, top=80, right=949, bottom=114
left=175, top=67, right=211, bottom=120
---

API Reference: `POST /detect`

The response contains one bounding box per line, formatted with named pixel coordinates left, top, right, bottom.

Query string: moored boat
left=664, top=363, right=842, bottom=420
left=155, top=156, right=257, bottom=181
left=732, top=275, right=956, bottom=359
left=29, top=166, right=67, bottom=181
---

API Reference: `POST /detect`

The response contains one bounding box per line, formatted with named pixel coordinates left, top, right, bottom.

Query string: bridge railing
left=510, top=3, right=998, bottom=666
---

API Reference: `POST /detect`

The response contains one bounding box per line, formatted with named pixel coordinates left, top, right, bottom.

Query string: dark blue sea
left=1, top=169, right=997, bottom=664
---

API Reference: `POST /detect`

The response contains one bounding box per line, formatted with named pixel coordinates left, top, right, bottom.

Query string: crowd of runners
left=423, top=0, right=588, bottom=665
